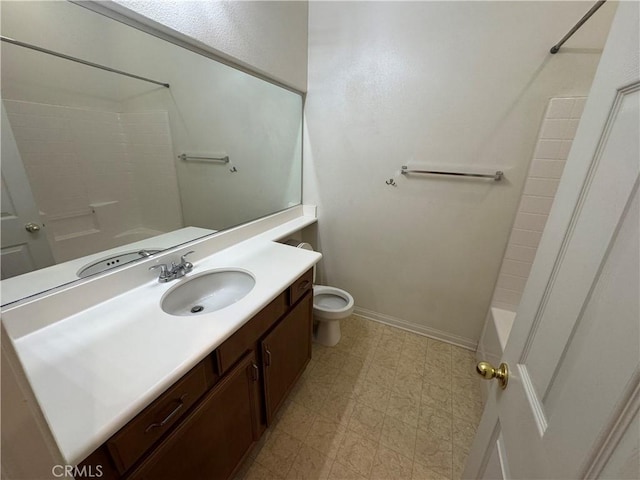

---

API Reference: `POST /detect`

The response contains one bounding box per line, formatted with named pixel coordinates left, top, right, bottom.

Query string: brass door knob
left=476, top=361, right=509, bottom=390
left=24, top=222, right=41, bottom=233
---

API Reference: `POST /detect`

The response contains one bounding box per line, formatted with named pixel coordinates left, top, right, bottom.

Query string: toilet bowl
left=313, top=285, right=355, bottom=346
left=288, top=241, right=355, bottom=346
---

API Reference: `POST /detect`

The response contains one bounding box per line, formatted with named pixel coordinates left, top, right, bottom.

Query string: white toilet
left=290, top=242, right=354, bottom=346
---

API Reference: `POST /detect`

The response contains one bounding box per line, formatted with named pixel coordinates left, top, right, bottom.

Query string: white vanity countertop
left=8, top=233, right=321, bottom=465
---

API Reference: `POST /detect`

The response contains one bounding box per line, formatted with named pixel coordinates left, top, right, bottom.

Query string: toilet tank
left=284, top=240, right=316, bottom=283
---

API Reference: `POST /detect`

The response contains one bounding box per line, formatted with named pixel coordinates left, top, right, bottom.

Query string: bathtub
left=476, top=307, right=516, bottom=402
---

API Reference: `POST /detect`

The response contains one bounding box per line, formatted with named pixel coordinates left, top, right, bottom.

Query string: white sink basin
left=161, top=269, right=256, bottom=316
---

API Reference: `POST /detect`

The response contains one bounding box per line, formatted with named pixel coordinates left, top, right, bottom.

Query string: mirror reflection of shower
left=0, top=1, right=302, bottom=290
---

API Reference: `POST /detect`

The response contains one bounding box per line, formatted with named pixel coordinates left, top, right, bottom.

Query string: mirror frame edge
left=71, top=0, right=307, bottom=96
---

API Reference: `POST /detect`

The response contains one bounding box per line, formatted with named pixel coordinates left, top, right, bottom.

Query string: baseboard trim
left=353, top=307, right=478, bottom=351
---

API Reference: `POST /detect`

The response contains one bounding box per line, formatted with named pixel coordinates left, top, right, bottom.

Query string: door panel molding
left=544, top=175, right=639, bottom=406
left=582, top=369, right=640, bottom=478
left=520, top=83, right=640, bottom=402
left=521, top=81, right=640, bottom=367
left=478, top=421, right=502, bottom=479
left=518, top=364, right=548, bottom=436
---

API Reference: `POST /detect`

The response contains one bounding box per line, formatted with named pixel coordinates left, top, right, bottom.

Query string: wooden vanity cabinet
left=214, top=267, right=313, bottom=428
left=78, top=269, right=313, bottom=480
left=127, top=352, right=261, bottom=480
left=288, top=267, right=313, bottom=306
left=215, top=293, right=287, bottom=376
left=107, top=360, right=218, bottom=474
left=262, top=292, right=312, bottom=423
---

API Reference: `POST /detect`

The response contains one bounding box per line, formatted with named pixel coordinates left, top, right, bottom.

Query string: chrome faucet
left=149, top=251, right=195, bottom=283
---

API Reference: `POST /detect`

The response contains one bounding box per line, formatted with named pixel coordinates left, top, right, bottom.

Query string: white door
left=465, top=2, right=639, bottom=479
left=1, top=104, right=55, bottom=280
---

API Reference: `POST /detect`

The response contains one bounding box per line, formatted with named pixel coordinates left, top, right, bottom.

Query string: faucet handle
left=180, top=251, right=195, bottom=263
left=179, top=251, right=195, bottom=274
left=149, top=263, right=168, bottom=273
left=149, top=263, right=171, bottom=281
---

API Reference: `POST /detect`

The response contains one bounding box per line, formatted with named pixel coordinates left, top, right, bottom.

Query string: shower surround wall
left=304, top=1, right=616, bottom=347
left=4, top=100, right=182, bottom=262
left=492, top=97, right=586, bottom=311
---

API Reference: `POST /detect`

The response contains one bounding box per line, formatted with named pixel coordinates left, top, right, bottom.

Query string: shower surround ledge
left=1, top=205, right=319, bottom=466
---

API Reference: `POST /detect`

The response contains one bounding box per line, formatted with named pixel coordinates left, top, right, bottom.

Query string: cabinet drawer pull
left=298, top=280, right=311, bottom=291
left=264, top=347, right=272, bottom=367
left=251, top=363, right=259, bottom=381
left=144, top=394, right=188, bottom=433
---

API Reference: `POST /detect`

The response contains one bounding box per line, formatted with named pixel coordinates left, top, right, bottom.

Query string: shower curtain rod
left=550, top=0, right=607, bottom=54
left=0, top=35, right=170, bottom=88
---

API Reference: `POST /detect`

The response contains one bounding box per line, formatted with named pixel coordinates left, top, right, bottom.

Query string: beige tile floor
left=235, top=315, right=484, bottom=480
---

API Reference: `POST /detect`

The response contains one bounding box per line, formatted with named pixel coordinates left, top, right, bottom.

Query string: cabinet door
left=262, top=291, right=312, bottom=423
left=128, top=352, right=261, bottom=480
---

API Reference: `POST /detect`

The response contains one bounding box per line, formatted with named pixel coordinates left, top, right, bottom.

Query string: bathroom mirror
left=0, top=1, right=302, bottom=305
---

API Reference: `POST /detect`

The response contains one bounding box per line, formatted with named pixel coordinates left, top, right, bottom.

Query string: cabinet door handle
left=299, top=280, right=311, bottom=291
left=251, top=363, right=259, bottom=381
left=144, top=394, right=188, bottom=433
left=264, top=347, right=272, bottom=367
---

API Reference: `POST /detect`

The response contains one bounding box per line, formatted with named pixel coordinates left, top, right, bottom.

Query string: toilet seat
left=313, top=285, right=354, bottom=320
left=286, top=241, right=354, bottom=346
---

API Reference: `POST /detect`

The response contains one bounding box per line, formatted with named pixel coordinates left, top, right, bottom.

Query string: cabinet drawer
left=107, top=359, right=213, bottom=474
left=127, top=353, right=260, bottom=480
left=216, top=292, right=287, bottom=374
left=289, top=268, right=313, bottom=306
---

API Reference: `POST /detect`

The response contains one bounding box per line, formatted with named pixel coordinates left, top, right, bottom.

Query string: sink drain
left=190, top=305, right=204, bottom=313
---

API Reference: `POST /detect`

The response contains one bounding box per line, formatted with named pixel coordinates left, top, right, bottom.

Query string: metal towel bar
left=401, top=166, right=504, bottom=181
left=178, top=154, right=229, bottom=164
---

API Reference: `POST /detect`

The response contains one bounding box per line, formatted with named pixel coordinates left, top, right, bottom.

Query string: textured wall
left=304, top=1, right=616, bottom=346
left=112, top=0, right=309, bottom=91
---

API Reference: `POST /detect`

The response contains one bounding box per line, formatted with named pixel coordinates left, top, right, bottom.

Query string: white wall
left=304, top=1, right=616, bottom=346
left=111, top=0, right=309, bottom=92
